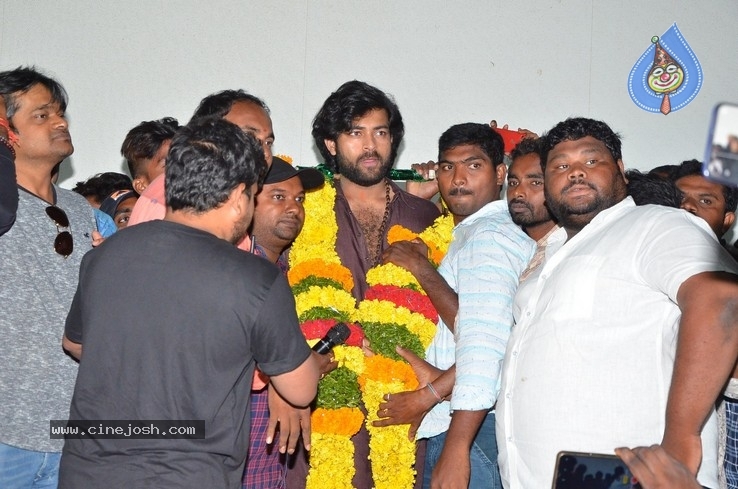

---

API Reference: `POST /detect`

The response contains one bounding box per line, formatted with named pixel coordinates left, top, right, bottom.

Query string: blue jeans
left=423, top=412, right=502, bottom=489
left=0, top=442, right=61, bottom=488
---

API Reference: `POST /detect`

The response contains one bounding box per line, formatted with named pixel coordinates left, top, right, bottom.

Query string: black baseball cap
left=264, top=157, right=325, bottom=190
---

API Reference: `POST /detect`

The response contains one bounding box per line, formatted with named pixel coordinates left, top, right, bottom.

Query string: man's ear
left=496, top=163, right=507, bottom=187
left=228, top=183, right=248, bottom=214
left=723, top=211, right=736, bottom=235
left=617, top=159, right=627, bottom=182
left=132, top=177, right=148, bottom=195
left=324, top=139, right=337, bottom=156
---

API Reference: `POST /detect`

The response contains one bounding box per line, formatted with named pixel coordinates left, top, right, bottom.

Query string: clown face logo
left=648, top=62, right=684, bottom=94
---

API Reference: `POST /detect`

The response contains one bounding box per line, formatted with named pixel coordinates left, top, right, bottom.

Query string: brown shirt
left=334, top=179, right=441, bottom=301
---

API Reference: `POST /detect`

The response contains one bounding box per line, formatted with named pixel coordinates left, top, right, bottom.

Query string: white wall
left=1, top=0, right=737, bottom=188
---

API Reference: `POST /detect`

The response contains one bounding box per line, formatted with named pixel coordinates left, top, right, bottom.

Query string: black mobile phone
left=551, top=451, right=640, bottom=489
left=704, top=102, right=738, bottom=188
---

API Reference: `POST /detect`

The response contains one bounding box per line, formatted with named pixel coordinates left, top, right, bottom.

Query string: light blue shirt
left=417, top=200, right=534, bottom=439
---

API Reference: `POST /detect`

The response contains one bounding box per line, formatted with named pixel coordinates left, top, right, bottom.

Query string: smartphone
left=551, top=451, right=640, bottom=489
left=704, top=102, right=738, bottom=188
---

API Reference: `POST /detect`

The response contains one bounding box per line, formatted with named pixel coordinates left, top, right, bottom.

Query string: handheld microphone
left=312, top=323, right=351, bottom=354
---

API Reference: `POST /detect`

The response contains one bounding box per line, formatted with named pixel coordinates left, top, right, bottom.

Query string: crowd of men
left=1, top=65, right=738, bottom=489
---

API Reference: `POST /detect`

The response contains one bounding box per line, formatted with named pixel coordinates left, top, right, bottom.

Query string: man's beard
left=544, top=177, right=626, bottom=232
left=230, top=214, right=252, bottom=245
left=509, top=199, right=553, bottom=228
left=336, top=150, right=393, bottom=187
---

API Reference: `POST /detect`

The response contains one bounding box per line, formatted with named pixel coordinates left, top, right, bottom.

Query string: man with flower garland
left=309, top=80, right=440, bottom=488
left=377, top=123, right=535, bottom=489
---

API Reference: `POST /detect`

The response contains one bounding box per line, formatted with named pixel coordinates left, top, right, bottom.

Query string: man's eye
left=507, top=180, right=519, bottom=187
left=295, top=196, right=306, bottom=203
left=532, top=180, right=543, bottom=186
left=265, top=140, right=274, bottom=147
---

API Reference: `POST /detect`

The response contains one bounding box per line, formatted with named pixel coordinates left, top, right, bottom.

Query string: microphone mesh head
left=327, top=322, right=351, bottom=345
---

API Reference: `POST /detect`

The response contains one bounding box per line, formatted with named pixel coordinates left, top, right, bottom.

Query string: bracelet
left=0, top=136, right=14, bottom=158
left=426, top=382, right=444, bottom=404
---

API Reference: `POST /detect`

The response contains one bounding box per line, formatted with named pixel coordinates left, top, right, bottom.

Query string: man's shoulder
left=391, top=185, right=441, bottom=228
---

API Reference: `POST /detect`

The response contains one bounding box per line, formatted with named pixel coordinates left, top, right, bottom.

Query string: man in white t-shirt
left=496, top=117, right=738, bottom=489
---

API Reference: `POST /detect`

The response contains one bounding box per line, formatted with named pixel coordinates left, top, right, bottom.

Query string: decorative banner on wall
left=628, top=23, right=703, bottom=115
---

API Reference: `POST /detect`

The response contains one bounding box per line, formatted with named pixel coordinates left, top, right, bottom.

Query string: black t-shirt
left=59, top=220, right=311, bottom=488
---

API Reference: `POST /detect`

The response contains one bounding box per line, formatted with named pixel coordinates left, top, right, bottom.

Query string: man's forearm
left=411, top=261, right=458, bottom=330
left=664, top=272, right=738, bottom=472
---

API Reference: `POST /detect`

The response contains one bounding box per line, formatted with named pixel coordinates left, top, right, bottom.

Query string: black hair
left=540, top=117, right=622, bottom=170
left=165, top=117, right=267, bottom=212
left=438, top=123, right=504, bottom=167
left=672, top=159, right=738, bottom=212
left=0, top=66, right=68, bottom=126
left=120, top=117, right=180, bottom=178
left=72, top=172, right=134, bottom=205
left=625, top=169, right=682, bottom=208
left=311, top=80, right=404, bottom=173
left=190, top=89, right=269, bottom=123
left=509, top=137, right=542, bottom=162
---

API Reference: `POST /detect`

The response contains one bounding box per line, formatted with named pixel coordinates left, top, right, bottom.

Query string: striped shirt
left=417, top=200, right=534, bottom=439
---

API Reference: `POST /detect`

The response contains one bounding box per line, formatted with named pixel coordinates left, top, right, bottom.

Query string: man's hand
left=372, top=346, right=445, bottom=439
left=615, top=445, right=701, bottom=489
left=396, top=345, right=442, bottom=386
left=372, top=387, right=436, bottom=440
left=382, top=239, right=431, bottom=277
left=660, top=431, right=701, bottom=476
left=91, top=230, right=105, bottom=247
left=405, top=161, right=439, bottom=201
left=266, top=383, right=312, bottom=453
left=312, top=350, right=338, bottom=378
left=431, top=443, right=470, bottom=489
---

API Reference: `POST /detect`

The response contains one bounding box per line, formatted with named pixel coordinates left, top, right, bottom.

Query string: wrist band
left=426, top=382, right=443, bottom=404
left=0, top=136, right=15, bottom=158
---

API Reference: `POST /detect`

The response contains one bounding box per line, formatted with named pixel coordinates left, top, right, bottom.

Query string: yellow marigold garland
left=366, top=263, right=422, bottom=291
left=305, top=432, right=355, bottom=489
left=288, top=179, right=454, bottom=489
left=294, top=286, right=357, bottom=320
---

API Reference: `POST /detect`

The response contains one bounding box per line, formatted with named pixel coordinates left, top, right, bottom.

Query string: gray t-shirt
left=59, top=220, right=311, bottom=488
left=0, top=186, right=95, bottom=452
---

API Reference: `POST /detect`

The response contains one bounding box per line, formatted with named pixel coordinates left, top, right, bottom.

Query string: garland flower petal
left=290, top=184, right=339, bottom=266
left=288, top=258, right=354, bottom=292
left=366, top=263, right=422, bottom=292
left=300, top=319, right=366, bottom=347
left=305, top=432, right=355, bottom=489
left=364, top=284, right=438, bottom=324
left=295, top=286, right=357, bottom=320
left=387, top=225, right=418, bottom=245
left=353, top=299, right=436, bottom=350
left=311, top=407, right=364, bottom=437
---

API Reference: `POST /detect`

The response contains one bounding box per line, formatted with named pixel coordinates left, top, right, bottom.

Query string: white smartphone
left=704, top=102, right=738, bottom=188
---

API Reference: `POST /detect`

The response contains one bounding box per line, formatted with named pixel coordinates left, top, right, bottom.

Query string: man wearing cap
left=99, top=189, right=139, bottom=230
left=243, top=157, right=327, bottom=488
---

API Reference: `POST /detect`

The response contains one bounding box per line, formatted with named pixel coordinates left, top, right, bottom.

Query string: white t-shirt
left=497, top=197, right=737, bottom=488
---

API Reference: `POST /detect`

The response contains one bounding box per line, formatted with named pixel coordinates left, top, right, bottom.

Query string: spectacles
left=45, top=206, right=74, bottom=257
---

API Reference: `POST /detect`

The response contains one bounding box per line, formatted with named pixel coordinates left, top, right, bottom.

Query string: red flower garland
left=300, top=318, right=366, bottom=347
left=364, top=284, right=439, bottom=324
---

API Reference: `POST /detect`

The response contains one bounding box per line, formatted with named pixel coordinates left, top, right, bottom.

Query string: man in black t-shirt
left=59, top=118, right=319, bottom=488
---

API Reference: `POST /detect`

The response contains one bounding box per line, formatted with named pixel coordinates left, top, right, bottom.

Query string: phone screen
left=704, top=103, right=738, bottom=188
left=551, top=451, right=639, bottom=489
